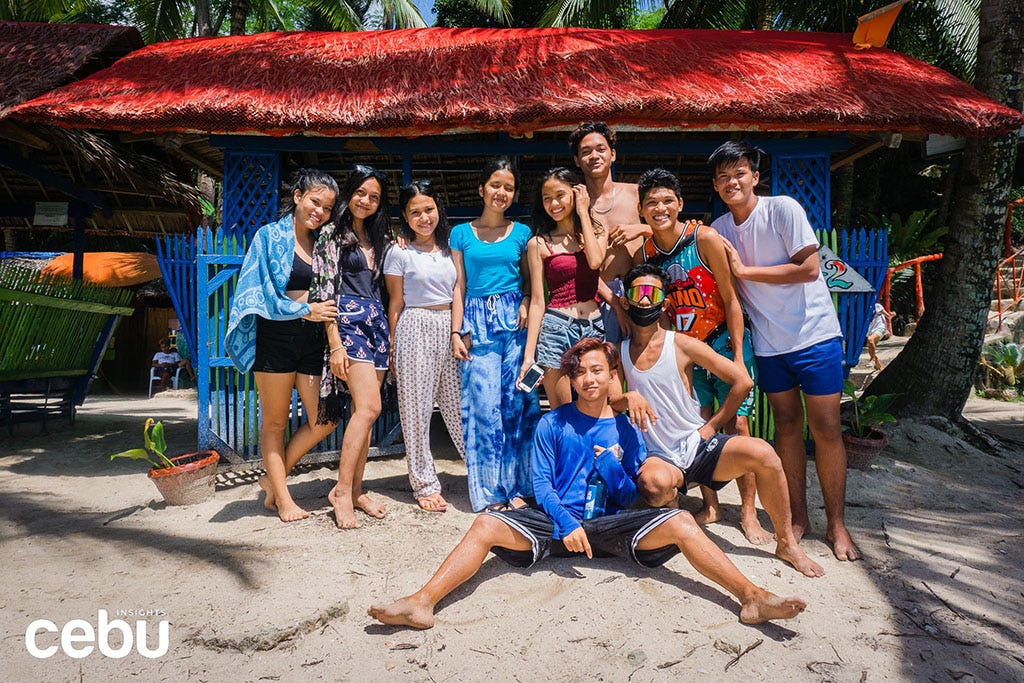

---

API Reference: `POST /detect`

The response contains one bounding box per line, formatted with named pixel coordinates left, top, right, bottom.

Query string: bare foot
left=367, top=597, right=434, bottom=629
left=259, top=477, right=309, bottom=521
left=790, top=517, right=810, bottom=543
left=417, top=493, right=448, bottom=512
left=694, top=504, right=721, bottom=525
left=355, top=492, right=387, bottom=519
left=775, top=541, right=825, bottom=578
left=739, top=592, right=806, bottom=624
left=328, top=486, right=361, bottom=529
left=827, top=525, right=862, bottom=561
left=740, top=513, right=774, bottom=546
left=258, top=476, right=276, bottom=510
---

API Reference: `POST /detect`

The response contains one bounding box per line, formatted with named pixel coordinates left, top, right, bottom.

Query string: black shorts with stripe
left=486, top=507, right=683, bottom=569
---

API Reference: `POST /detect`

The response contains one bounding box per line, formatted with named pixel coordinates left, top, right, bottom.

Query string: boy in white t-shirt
left=708, top=141, right=860, bottom=562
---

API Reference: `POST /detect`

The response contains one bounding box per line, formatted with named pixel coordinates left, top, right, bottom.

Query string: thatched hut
left=0, top=21, right=202, bottom=249
left=13, top=27, right=1022, bottom=459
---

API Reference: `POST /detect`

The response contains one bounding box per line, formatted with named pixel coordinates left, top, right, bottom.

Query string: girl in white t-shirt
left=384, top=181, right=466, bottom=512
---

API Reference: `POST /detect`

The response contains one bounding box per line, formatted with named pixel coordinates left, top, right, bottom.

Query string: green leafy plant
left=109, top=418, right=176, bottom=469
left=842, top=380, right=898, bottom=438
left=865, top=209, right=948, bottom=264
left=979, top=342, right=1024, bottom=389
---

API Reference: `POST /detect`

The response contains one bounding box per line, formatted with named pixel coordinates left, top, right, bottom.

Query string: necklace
left=412, top=241, right=440, bottom=261
left=590, top=185, right=617, bottom=215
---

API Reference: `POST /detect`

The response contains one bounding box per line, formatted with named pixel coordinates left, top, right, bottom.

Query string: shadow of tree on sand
left=0, top=491, right=258, bottom=588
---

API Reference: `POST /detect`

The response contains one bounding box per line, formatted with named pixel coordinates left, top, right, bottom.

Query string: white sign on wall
left=33, top=202, right=69, bottom=226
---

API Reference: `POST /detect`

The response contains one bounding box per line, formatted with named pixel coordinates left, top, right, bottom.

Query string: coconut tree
left=865, top=0, right=1022, bottom=420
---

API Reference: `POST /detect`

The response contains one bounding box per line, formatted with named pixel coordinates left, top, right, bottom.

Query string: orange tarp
left=43, top=252, right=161, bottom=287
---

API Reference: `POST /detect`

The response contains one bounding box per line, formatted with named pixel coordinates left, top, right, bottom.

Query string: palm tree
left=865, top=0, right=1022, bottom=420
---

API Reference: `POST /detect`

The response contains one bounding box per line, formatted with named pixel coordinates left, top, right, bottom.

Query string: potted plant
left=841, top=380, right=897, bottom=469
left=110, top=418, right=219, bottom=505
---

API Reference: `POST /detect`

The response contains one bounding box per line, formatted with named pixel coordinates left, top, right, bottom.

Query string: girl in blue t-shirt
left=450, top=158, right=541, bottom=512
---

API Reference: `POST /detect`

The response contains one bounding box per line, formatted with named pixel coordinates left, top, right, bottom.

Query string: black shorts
left=487, top=507, right=684, bottom=569
left=253, top=318, right=325, bottom=375
left=650, top=433, right=735, bottom=491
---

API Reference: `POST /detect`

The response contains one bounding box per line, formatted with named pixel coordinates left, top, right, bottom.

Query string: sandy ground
left=1, top=341, right=1022, bottom=682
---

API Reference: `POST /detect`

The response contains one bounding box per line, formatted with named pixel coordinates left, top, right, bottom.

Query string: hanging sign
left=819, top=244, right=874, bottom=292
left=33, top=202, right=69, bottom=226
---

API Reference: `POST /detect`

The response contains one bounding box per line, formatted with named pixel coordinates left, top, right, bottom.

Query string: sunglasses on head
left=626, top=284, right=665, bottom=305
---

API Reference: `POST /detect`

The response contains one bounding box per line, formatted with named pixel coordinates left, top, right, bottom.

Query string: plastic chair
left=149, top=365, right=183, bottom=398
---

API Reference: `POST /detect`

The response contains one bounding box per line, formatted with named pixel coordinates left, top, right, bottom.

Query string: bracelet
left=451, top=331, right=461, bottom=337
left=329, top=346, right=344, bottom=354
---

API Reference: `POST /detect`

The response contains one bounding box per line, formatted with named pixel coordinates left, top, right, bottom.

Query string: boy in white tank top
left=613, top=264, right=823, bottom=578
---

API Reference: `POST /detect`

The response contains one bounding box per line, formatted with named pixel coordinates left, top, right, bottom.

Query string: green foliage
left=979, top=342, right=1024, bottom=390
left=866, top=209, right=948, bottom=264
left=842, top=380, right=897, bottom=438
left=109, top=418, right=177, bottom=470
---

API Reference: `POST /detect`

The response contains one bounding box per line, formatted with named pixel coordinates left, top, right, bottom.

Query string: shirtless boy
left=570, top=122, right=647, bottom=339
left=709, top=140, right=860, bottom=561
left=632, top=168, right=771, bottom=545
left=369, top=338, right=809, bottom=629
left=615, top=264, right=823, bottom=577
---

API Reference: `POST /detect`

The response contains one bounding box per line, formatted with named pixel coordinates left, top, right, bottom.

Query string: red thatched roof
left=0, top=21, right=142, bottom=118
left=12, top=28, right=1024, bottom=137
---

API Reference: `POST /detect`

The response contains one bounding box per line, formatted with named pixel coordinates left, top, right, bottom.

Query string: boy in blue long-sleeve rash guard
left=531, top=404, right=645, bottom=539
left=369, top=338, right=809, bottom=630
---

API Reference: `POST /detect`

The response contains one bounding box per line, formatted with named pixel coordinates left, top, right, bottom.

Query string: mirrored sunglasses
left=626, top=284, right=665, bottom=305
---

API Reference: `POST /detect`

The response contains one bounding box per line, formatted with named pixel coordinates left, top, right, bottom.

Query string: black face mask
left=627, top=303, right=663, bottom=328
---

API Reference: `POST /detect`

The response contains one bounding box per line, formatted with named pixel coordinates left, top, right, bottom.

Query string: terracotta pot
left=148, top=450, right=219, bottom=505
left=841, top=425, right=887, bottom=470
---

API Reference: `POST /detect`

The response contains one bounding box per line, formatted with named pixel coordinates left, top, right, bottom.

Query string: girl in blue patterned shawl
left=225, top=168, right=339, bottom=522
left=310, top=165, right=394, bottom=529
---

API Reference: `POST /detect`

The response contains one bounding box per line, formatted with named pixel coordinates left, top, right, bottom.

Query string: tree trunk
left=195, top=0, right=213, bottom=36
left=230, top=0, right=248, bottom=35
left=865, top=0, right=1023, bottom=419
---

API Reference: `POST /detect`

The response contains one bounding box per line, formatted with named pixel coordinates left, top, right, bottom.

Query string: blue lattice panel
left=771, top=154, right=830, bottom=232
left=222, top=151, right=280, bottom=241
left=837, top=228, right=889, bottom=374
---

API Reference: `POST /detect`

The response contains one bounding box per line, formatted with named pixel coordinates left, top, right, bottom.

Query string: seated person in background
left=866, top=302, right=896, bottom=371
left=152, top=338, right=195, bottom=388
left=368, top=338, right=808, bottom=630
left=615, top=264, right=823, bottom=577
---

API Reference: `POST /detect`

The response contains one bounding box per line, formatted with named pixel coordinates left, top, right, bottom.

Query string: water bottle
left=583, top=465, right=607, bottom=520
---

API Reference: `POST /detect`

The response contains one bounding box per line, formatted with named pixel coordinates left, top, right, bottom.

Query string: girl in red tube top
left=519, top=167, right=608, bottom=408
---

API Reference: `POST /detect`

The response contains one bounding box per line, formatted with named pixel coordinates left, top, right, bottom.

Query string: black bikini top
left=286, top=252, right=313, bottom=291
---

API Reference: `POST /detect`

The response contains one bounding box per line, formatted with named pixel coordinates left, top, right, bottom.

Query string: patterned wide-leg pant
left=461, top=291, right=541, bottom=512
left=394, top=307, right=465, bottom=499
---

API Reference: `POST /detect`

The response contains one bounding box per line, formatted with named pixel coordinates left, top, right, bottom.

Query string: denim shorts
left=336, top=295, right=390, bottom=371
left=693, top=329, right=757, bottom=417
left=755, top=336, right=844, bottom=396
left=536, top=309, right=605, bottom=369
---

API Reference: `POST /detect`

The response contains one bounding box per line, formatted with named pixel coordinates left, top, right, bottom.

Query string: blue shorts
left=336, top=295, right=390, bottom=371
left=693, top=329, right=756, bottom=418
left=755, top=337, right=844, bottom=396
left=536, top=310, right=605, bottom=369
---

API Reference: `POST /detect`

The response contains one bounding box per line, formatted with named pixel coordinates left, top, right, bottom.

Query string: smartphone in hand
left=517, top=363, right=545, bottom=392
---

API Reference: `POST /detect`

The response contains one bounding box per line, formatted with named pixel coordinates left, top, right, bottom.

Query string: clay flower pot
left=841, top=425, right=887, bottom=470
left=149, top=450, right=219, bottom=505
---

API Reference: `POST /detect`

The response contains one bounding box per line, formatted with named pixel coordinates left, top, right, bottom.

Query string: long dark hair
left=280, top=167, right=339, bottom=219
left=398, top=180, right=451, bottom=256
left=332, top=164, right=391, bottom=279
